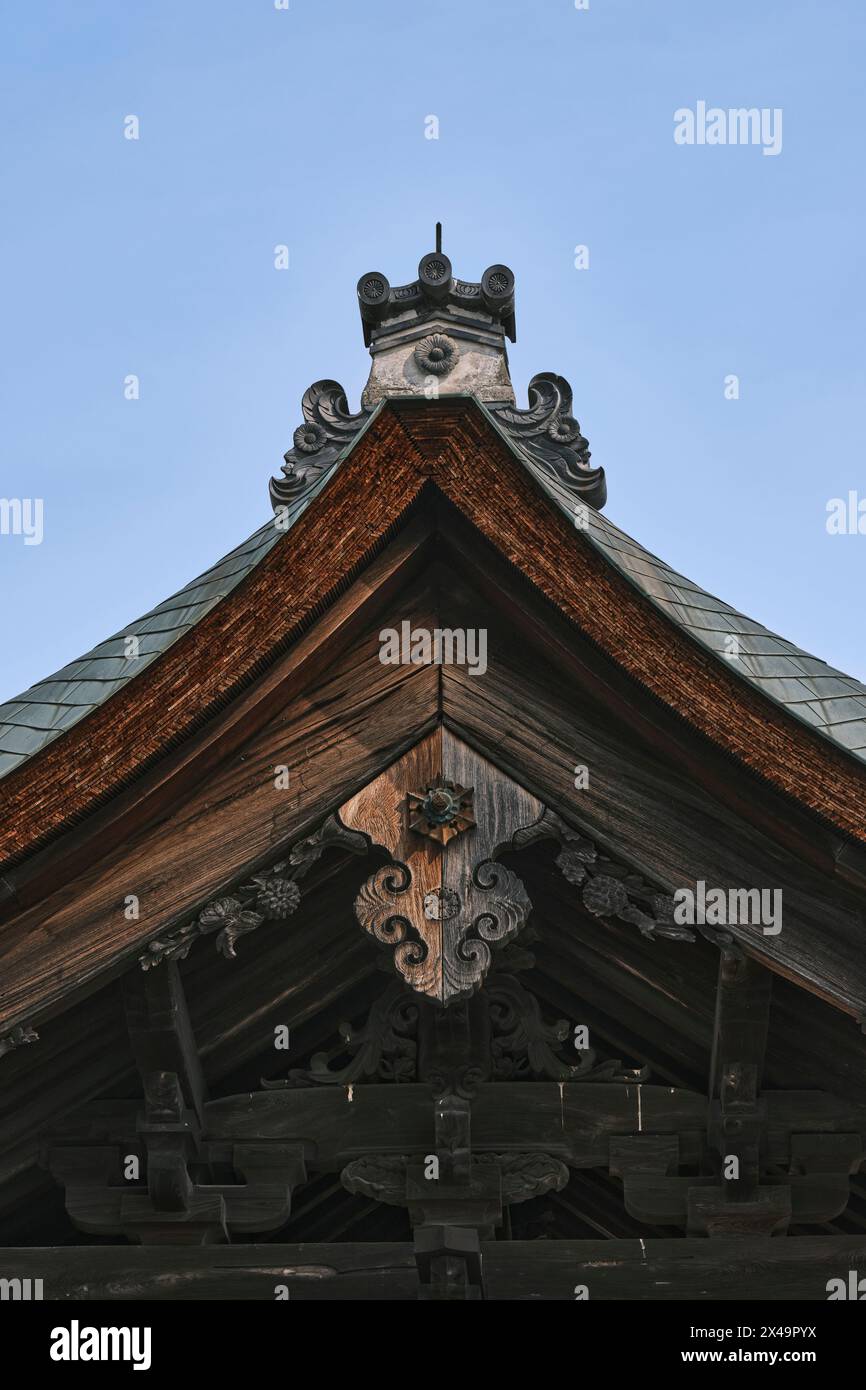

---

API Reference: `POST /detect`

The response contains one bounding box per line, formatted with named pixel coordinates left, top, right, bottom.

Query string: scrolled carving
left=341, top=1155, right=409, bottom=1206
left=340, top=1151, right=568, bottom=1208
left=140, top=813, right=369, bottom=970
left=266, top=969, right=646, bottom=1091
left=476, top=1151, right=569, bottom=1203
left=352, top=853, right=532, bottom=1004
left=265, top=980, right=418, bottom=1089
left=488, top=373, right=606, bottom=509
left=340, top=731, right=544, bottom=1004
left=488, top=974, right=648, bottom=1083
left=354, top=863, right=436, bottom=988
left=508, top=807, right=698, bottom=946
left=270, top=380, right=371, bottom=511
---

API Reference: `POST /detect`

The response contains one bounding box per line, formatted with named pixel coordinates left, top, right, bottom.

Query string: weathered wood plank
left=0, top=1243, right=419, bottom=1301
left=340, top=728, right=544, bottom=1002
left=123, top=963, right=208, bottom=1124
left=0, top=608, right=439, bottom=1031
left=483, top=1236, right=866, bottom=1301
left=439, top=588, right=866, bottom=1016
left=2, top=1236, right=864, bottom=1300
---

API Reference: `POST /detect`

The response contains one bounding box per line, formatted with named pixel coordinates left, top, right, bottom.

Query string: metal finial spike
left=435, top=222, right=442, bottom=254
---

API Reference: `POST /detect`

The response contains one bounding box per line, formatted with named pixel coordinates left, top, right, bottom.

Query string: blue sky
left=1, top=0, right=864, bottom=703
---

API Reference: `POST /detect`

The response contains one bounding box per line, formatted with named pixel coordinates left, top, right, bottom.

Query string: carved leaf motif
left=265, top=981, right=418, bottom=1089
left=288, top=814, right=369, bottom=877
left=195, top=896, right=265, bottom=960
left=139, top=921, right=200, bottom=970
left=581, top=874, right=630, bottom=918
left=617, top=902, right=661, bottom=937
left=216, top=911, right=265, bottom=959
left=198, top=896, right=243, bottom=928
left=520, top=813, right=700, bottom=945
left=140, top=812, right=370, bottom=970
left=485, top=973, right=644, bottom=1083
left=555, top=848, right=588, bottom=886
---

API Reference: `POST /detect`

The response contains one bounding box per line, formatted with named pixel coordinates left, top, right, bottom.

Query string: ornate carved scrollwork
left=341, top=1150, right=568, bottom=1208
left=139, top=813, right=368, bottom=970
left=487, top=975, right=648, bottom=1083
left=477, top=1151, right=570, bottom=1203
left=487, top=373, right=607, bottom=510
left=352, top=857, right=532, bottom=1005
left=512, top=807, right=711, bottom=947
left=263, top=980, right=419, bottom=1089
left=340, top=730, right=544, bottom=1004
left=267, top=370, right=608, bottom=514
left=269, top=380, right=370, bottom=511
left=267, top=969, right=646, bottom=1090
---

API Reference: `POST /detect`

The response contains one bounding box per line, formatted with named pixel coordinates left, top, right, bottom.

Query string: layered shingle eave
left=2, top=398, right=865, bottom=783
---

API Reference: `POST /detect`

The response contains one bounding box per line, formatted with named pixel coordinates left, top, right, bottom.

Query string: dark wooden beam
left=123, top=962, right=207, bottom=1125
left=709, top=951, right=773, bottom=1101
left=3, top=1236, right=865, bottom=1300
left=47, top=1082, right=866, bottom=1173
left=484, top=1236, right=866, bottom=1301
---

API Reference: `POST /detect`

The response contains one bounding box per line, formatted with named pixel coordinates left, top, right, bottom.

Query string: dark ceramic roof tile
left=48, top=656, right=150, bottom=682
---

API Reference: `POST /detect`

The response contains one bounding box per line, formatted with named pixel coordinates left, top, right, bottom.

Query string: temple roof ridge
left=2, top=397, right=865, bottom=782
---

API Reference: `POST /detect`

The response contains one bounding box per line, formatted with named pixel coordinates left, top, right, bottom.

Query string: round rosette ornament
left=414, top=334, right=459, bottom=377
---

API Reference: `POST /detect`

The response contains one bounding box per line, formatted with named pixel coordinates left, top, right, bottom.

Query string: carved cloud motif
left=340, top=729, right=544, bottom=1006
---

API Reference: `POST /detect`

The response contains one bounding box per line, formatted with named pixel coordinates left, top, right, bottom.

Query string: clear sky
left=1, top=0, right=864, bottom=704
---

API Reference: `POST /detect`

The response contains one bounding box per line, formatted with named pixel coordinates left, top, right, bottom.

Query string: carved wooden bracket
left=339, top=730, right=545, bottom=1005
left=266, top=970, right=647, bottom=1092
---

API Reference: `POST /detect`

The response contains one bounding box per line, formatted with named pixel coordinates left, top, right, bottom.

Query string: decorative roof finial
left=356, top=241, right=517, bottom=408
left=269, top=240, right=606, bottom=514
